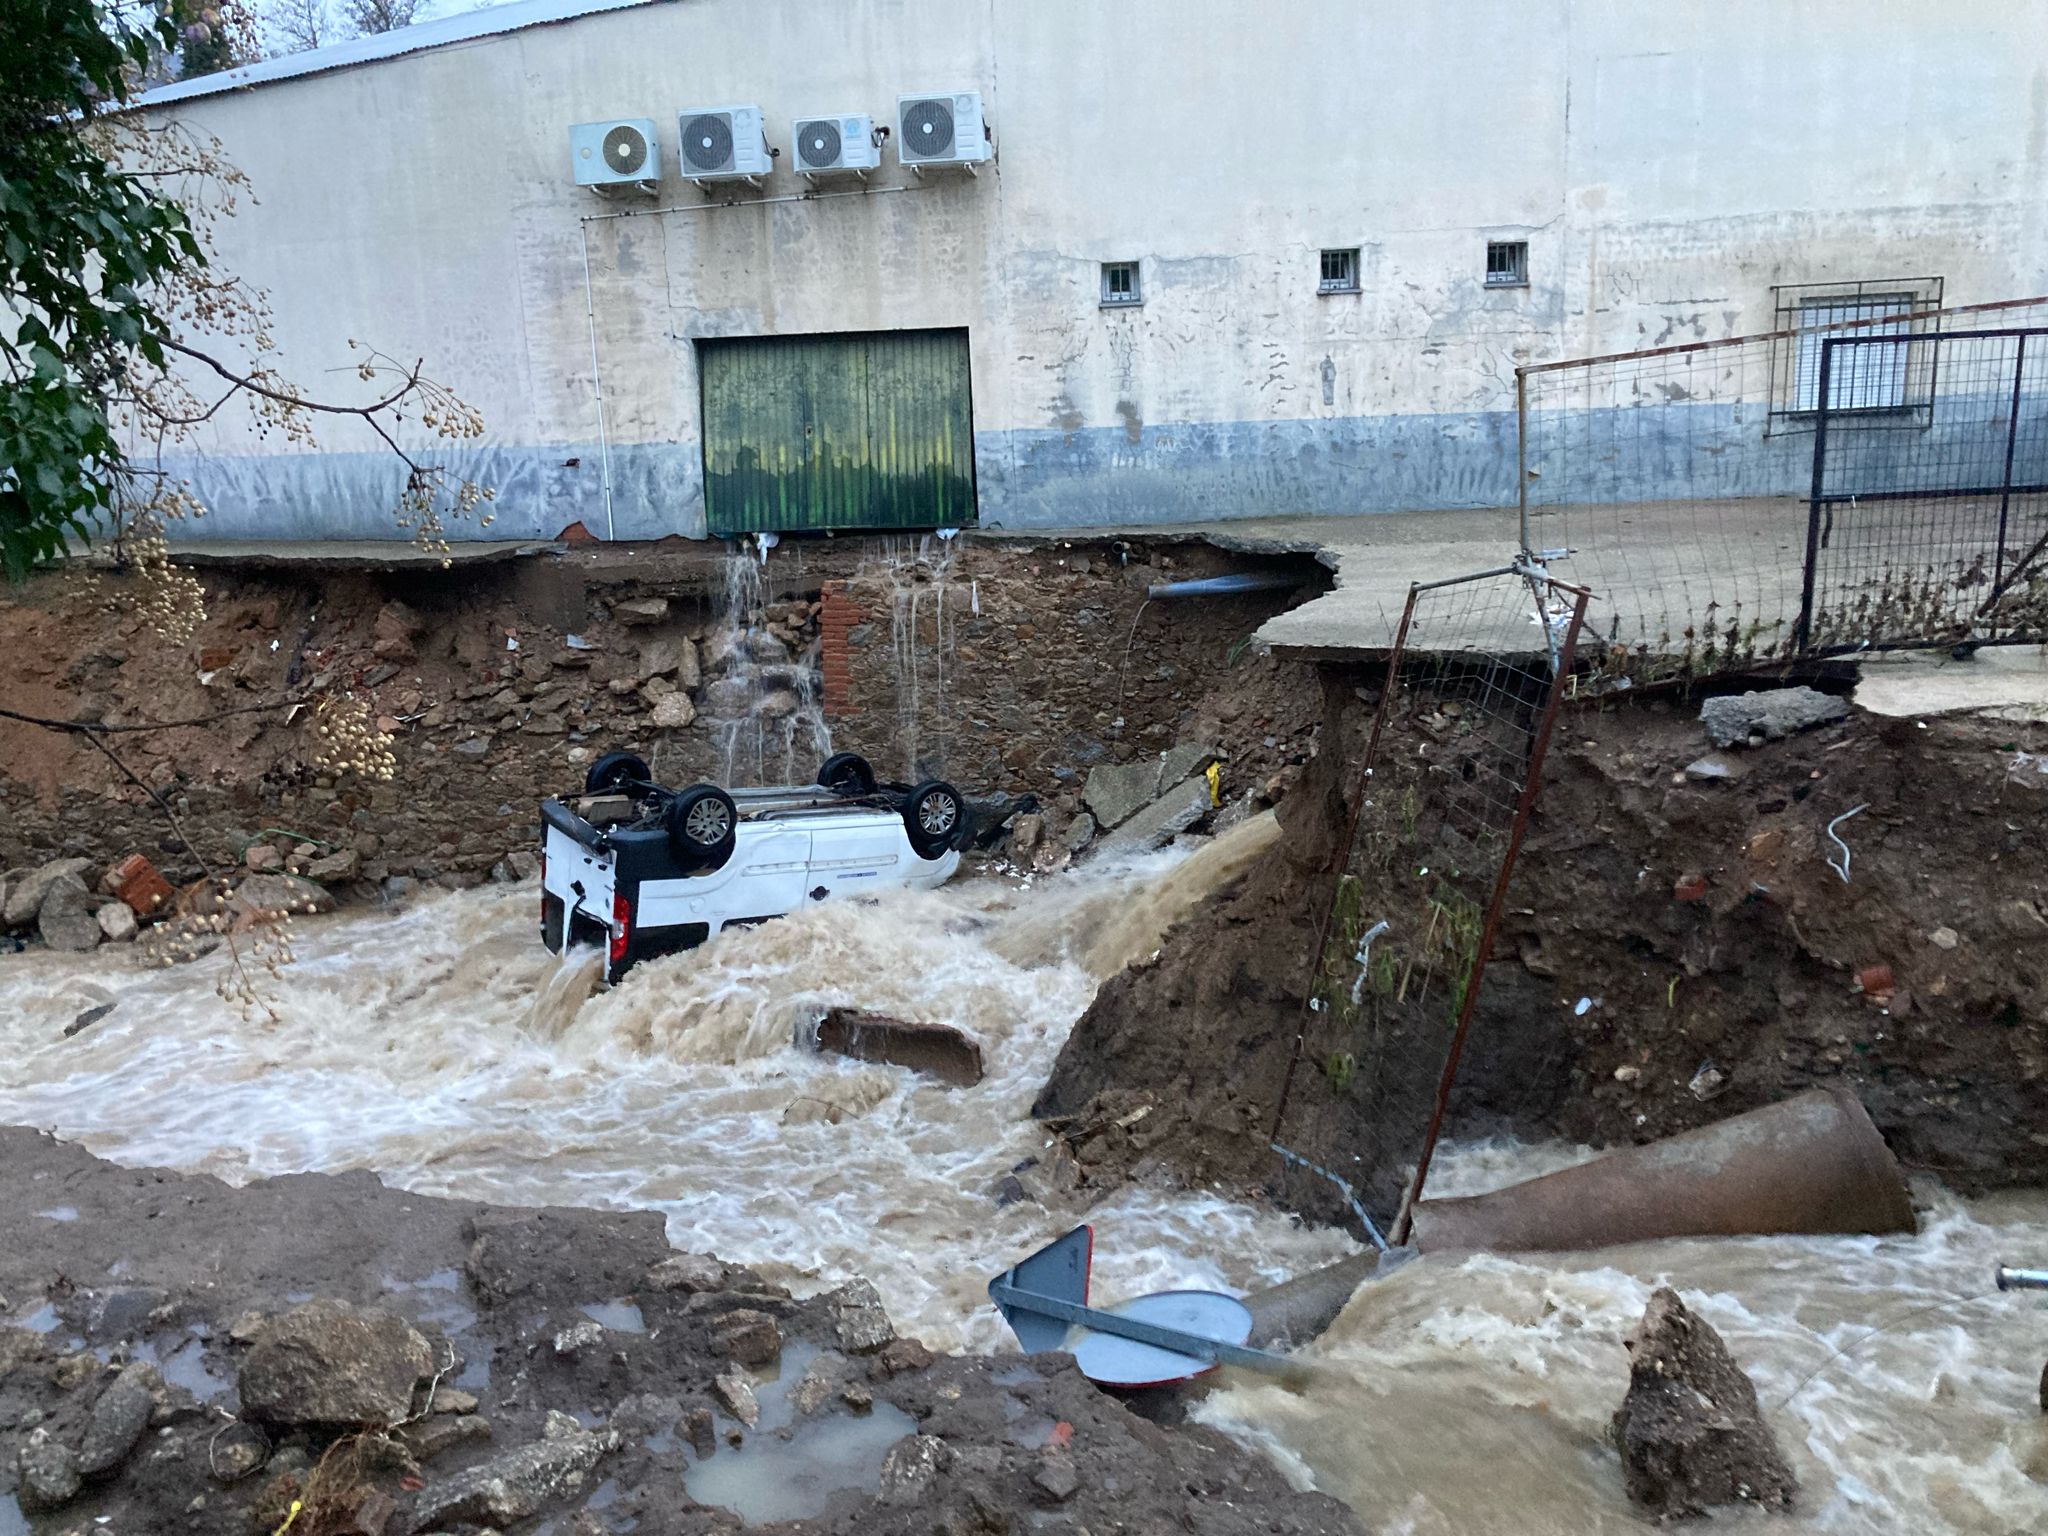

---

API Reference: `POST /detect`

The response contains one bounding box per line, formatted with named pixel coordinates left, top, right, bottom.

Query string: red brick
left=106, top=853, right=174, bottom=916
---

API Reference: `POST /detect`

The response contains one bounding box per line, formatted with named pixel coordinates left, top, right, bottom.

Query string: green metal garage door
left=700, top=329, right=976, bottom=535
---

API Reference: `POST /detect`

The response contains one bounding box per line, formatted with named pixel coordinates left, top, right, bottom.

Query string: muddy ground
left=0, top=1127, right=1359, bottom=1536
left=1039, top=676, right=2048, bottom=1223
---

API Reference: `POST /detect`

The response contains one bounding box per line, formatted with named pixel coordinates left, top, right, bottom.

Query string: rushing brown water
left=3, top=817, right=2045, bottom=1533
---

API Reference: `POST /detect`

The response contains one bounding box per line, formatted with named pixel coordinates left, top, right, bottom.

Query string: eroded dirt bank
left=1040, top=678, right=2048, bottom=1217
left=0, top=1126, right=1358, bottom=1535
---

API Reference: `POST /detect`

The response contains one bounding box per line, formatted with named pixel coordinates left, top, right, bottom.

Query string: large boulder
left=38, top=874, right=104, bottom=952
left=238, top=1299, right=435, bottom=1428
left=1083, top=744, right=1218, bottom=830
left=232, top=873, right=338, bottom=921
left=1612, top=1287, right=1795, bottom=1519
left=1094, top=777, right=1213, bottom=856
left=6, top=856, right=93, bottom=928
left=78, top=1362, right=159, bottom=1476
left=406, top=1419, right=616, bottom=1532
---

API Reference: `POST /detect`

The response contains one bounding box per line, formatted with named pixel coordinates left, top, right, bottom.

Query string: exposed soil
left=0, top=536, right=1324, bottom=897
left=0, top=1126, right=1360, bottom=1536
left=1038, top=672, right=2048, bottom=1223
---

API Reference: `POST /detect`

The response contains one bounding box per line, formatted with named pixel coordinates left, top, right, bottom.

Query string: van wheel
left=904, top=780, right=964, bottom=860
left=818, top=752, right=877, bottom=796
left=667, top=784, right=737, bottom=869
left=586, top=751, right=651, bottom=795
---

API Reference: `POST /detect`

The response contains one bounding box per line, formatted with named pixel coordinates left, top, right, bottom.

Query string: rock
left=1008, top=812, right=1045, bottom=858
left=1698, top=687, right=1848, bottom=749
left=95, top=901, right=138, bottom=942
left=712, top=1370, right=759, bottom=1428
left=395, top=1413, right=493, bottom=1463
left=651, top=692, right=697, bottom=729
left=877, top=1337, right=933, bottom=1375
left=645, top=1253, right=737, bottom=1294
left=878, top=1434, right=947, bottom=1505
left=77, top=1362, right=158, bottom=1476
left=39, top=875, right=103, bottom=952
left=429, top=1387, right=480, bottom=1415
left=5, top=856, right=93, bottom=927
left=711, top=1309, right=781, bottom=1366
left=104, top=853, right=174, bottom=916
left=238, top=1299, right=435, bottom=1428
left=789, top=1358, right=842, bottom=1416
left=757, top=688, right=801, bottom=720
left=306, top=849, right=363, bottom=883
left=1094, top=776, right=1213, bottom=856
left=1683, top=754, right=1744, bottom=781
left=244, top=845, right=284, bottom=873
left=811, top=1009, right=985, bottom=1087
left=612, top=597, right=670, bottom=626
left=1063, top=812, right=1097, bottom=852
left=406, top=1423, right=616, bottom=1533
left=1034, top=1451, right=1081, bottom=1504
left=138, top=914, right=223, bottom=965
left=824, top=1278, right=895, bottom=1354
left=208, top=1422, right=270, bottom=1483
left=1930, top=926, right=1960, bottom=950
left=637, top=636, right=700, bottom=689
left=681, top=1408, right=716, bottom=1456
left=17, top=1427, right=82, bottom=1512
left=1083, top=759, right=1167, bottom=830
left=233, top=873, right=337, bottom=920
left=552, top=1319, right=604, bottom=1356
left=1612, top=1287, right=1794, bottom=1519
left=65, top=1002, right=117, bottom=1038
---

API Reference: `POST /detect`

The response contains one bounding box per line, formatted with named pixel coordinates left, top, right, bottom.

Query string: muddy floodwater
left=4, top=822, right=2047, bottom=1535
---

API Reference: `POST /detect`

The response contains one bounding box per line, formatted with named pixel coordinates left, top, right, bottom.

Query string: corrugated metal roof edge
left=131, top=0, right=667, bottom=110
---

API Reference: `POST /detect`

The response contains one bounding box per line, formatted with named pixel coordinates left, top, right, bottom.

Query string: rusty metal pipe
left=1410, top=1088, right=1914, bottom=1255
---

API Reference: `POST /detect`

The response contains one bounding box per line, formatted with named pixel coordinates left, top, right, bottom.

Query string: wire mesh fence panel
left=1518, top=296, right=2048, bottom=680
left=1801, top=327, right=2048, bottom=650
left=1269, top=569, right=1587, bottom=1247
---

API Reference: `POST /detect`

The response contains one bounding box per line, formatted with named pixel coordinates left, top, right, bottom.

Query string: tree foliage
left=0, top=0, right=196, bottom=579
left=2, top=0, right=490, bottom=598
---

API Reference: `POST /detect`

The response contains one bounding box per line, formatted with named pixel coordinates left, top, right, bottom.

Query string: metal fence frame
left=1270, top=563, right=1590, bottom=1245
left=1797, top=324, right=2048, bottom=651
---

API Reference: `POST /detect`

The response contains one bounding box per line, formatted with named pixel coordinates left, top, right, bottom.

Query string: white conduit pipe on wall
left=576, top=183, right=939, bottom=544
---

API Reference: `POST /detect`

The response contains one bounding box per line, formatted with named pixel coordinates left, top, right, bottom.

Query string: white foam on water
left=6, top=822, right=2046, bottom=1532
left=0, top=817, right=1347, bottom=1357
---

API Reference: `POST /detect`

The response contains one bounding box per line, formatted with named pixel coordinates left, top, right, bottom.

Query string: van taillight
left=610, top=893, right=630, bottom=966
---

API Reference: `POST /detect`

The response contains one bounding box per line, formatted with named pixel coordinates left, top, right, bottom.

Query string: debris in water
left=1612, top=1287, right=1795, bottom=1519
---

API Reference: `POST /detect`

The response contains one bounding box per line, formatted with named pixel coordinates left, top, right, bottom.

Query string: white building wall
left=143, top=0, right=2048, bottom=541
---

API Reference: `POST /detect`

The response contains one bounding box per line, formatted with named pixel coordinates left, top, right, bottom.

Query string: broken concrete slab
left=1699, top=686, right=1848, bottom=748
left=1083, top=745, right=1218, bottom=829
left=811, top=1009, right=985, bottom=1087
left=405, top=1421, right=616, bottom=1532
left=1094, top=777, right=1214, bottom=856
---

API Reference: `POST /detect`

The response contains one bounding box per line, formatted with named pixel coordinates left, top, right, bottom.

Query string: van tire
left=667, top=785, right=738, bottom=870
left=586, top=751, right=651, bottom=795
left=904, top=780, right=964, bottom=860
left=818, top=752, right=877, bottom=796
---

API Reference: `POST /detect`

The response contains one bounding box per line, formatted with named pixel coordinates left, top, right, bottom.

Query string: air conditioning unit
left=897, top=90, right=992, bottom=169
left=569, top=118, right=660, bottom=189
left=677, top=105, right=771, bottom=183
left=791, top=113, right=880, bottom=177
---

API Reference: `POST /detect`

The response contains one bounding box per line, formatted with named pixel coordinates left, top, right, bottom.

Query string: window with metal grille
left=1100, top=261, right=1141, bottom=307
left=1319, top=248, right=1359, bottom=294
left=1767, top=277, right=1943, bottom=427
left=1484, top=241, right=1528, bottom=287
